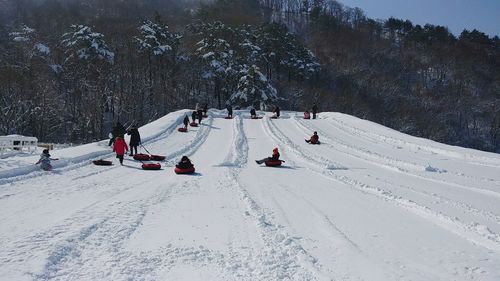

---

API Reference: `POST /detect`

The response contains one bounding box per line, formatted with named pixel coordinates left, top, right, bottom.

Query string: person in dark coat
left=226, top=104, right=233, bottom=118
left=203, top=104, right=208, bottom=116
left=312, top=104, right=318, bottom=119
left=191, top=111, right=197, bottom=123
left=197, top=108, right=203, bottom=124
left=183, top=115, right=190, bottom=129
left=256, top=148, right=280, bottom=164
left=127, top=124, right=141, bottom=156
left=250, top=108, right=257, bottom=118
left=273, top=106, right=280, bottom=118
left=176, top=156, right=193, bottom=169
left=108, top=122, right=126, bottom=146
left=306, top=131, right=320, bottom=144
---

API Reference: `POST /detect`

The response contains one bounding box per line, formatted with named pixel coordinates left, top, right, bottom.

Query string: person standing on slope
left=183, top=115, right=190, bottom=129
left=113, top=136, right=128, bottom=165
left=256, top=147, right=280, bottom=164
left=250, top=108, right=257, bottom=119
left=127, top=123, right=141, bottom=156
left=203, top=104, right=208, bottom=116
left=226, top=104, right=233, bottom=118
left=191, top=110, right=197, bottom=124
left=197, top=107, right=203, bottom=125
left=273, top=106, right=280, bottom=118
left=35, top=149, right=59, bottom=171
left=109, top=121, right=126, bottom=146
left=312, top=104, right=318, bottom=119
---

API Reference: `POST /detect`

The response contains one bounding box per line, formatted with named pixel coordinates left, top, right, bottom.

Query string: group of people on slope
left=304, top=104, right=319, bottom=119
left=109, top=122, right=142, bottom=165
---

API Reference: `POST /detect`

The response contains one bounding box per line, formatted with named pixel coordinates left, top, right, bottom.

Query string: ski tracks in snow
left=263, top=117, right=500, bottom=253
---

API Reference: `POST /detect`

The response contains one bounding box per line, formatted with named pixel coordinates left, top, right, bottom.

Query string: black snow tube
left=174, top=166, right=195, bottom=174
left=178, top=127, right=188, bottom=132
left=142, top=163, right=162, bottom=170
left=224, top=117, right=233, bottom=119
left=190, top=122, right=199, bottom=127
left=93, top=159, right=113, bottom=166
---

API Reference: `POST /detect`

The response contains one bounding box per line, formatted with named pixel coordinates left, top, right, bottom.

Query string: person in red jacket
left=113, top=136, right=128, bottom=165
left=256, top=147, right=280, bottom=164
left=305, top=131, right=320, bottom=144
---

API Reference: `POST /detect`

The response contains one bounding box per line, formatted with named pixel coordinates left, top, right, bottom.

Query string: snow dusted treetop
left=61, top=25, right=114, bottom=64
left=230, top=65, right=277, bottom=110
left=9, top=25, right=56, bottom=71
left=9, top=25, right=35, bottom=43
left=136, top=20, right=181, bottom=56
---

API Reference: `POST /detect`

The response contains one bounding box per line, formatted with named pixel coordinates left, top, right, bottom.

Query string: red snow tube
left=133, top=153, right=150, bottom=161
left=150, top=155, right=166, bottom=161
left=142, top=163, right=162, bottom=170
left=265, top=160, right=283, bottom=167
left=203, top=114, right=208, bottom=118
left=190, top=122, right=199, bottom=127
left=174, top=166, right=195, bottom=174
left=93, top=159, right=112, bottom=166
left=178, top=127, right=188, bottom=132
left=224, top=116, right=233, bottom=119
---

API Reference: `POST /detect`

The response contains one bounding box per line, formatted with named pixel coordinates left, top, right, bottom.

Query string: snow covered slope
left=1, top=110, right=500, bottom=281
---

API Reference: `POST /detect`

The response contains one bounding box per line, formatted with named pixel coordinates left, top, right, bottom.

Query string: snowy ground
left=1, top=110, right=500, bottom=281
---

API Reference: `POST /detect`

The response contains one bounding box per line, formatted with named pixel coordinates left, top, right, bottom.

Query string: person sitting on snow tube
left=255, top=147, right=280, bottom=165
left=176, top=156, right=193, bottom=169
left=304, top=111, right=311, bottom=119
left=305, top=131, right=320, bottom=144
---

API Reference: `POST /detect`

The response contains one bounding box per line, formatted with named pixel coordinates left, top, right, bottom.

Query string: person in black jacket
left=312, top=104, right=318, bottom=119
left=176, top=156, right=193, bottom=169
left=109, top=122, right=126, bottom=146
left=197, top=108, right=203, bottom=124
left=183, top=115, right=190, bottom=129
left=273, top=106, right=280, bottom=118
left=203, top=104, right=208, bottom=116
left=191, top=111, right=197, bottom=123
left=226, top=104, right=233, bottom=118
left=250, top=108, right=257, bottom=118
left=127, top=124, right=141, bottom=156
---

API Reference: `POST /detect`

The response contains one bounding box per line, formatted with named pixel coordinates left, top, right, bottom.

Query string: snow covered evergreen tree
left=230, top=65, right=277, bottom=109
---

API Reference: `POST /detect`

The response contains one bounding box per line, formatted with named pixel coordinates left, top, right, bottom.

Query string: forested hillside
left=1, top=0, right=498, bottom=153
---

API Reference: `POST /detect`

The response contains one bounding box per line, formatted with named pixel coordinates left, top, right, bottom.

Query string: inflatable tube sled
left=251, top=116, right=263, bottom=119
left=133, top=153, right=150, bottom=161
left=174, top=166, right=195, bottom=174
left=203, top=114, right=208, bottom=118
left=93, top=159, right=113, bottom=166
left=178, top=127, right=188, bottom=132
left=265, top=160, right=283, bottom=167
left=142, top=163, right=161, bottom=170
left=270, top=116, right=279, bottom=119
left=305, top=140, right=320, bottom=145
left=304, top=116, right=311, bottom=119
left=190, top=122, right=199, bottom=127
left=224, top=116, right=233, bottom=119
left=150, top=155, right=166, bottom=161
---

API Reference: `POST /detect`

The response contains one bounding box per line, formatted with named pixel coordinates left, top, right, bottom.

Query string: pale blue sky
left=340, top=0, right=499, bottom=37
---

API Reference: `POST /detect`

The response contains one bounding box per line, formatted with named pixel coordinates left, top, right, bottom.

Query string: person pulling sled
left=256, top=147, right=280, bottom=165
left=305, top=131, right=320, bottom=144
left=183, top=115, right=190, bottom=129
left=113, top=136, right=128, bottom=165
left=127, top=123, right=141, bottom=156
left=35, top=149, right=59, bottom=171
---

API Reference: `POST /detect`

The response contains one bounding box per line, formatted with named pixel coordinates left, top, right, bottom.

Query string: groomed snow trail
left=1, top=110, right=500, bottom=280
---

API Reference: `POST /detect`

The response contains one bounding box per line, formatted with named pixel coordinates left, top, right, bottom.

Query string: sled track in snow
left=292, top=117, right=500, bottom=226
left=263, top=117, right=500, bottom=253
left=295, top=117, right=500, bottom=193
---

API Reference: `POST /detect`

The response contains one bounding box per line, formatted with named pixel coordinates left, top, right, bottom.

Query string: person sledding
left=305, top=131, right=320, bottom=144
left=35, top=149, right=59, bottom=171
left=176, top=155, right=194, bottom=169
left=127, top=123, right=141, bottom=156
left=183, top=115, right=190, bottom=129
left=113, top=136, right=128, bottom=165
left=256, top=147, right=281, bottom=165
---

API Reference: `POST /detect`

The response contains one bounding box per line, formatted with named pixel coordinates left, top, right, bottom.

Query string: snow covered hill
left=1, top=110, right=500, bottom=281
